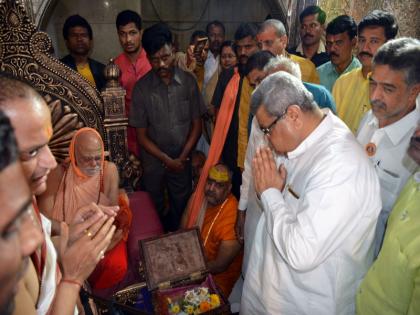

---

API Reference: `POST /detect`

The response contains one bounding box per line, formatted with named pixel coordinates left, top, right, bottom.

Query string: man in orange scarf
left=201, top=164, right=242, bottom=298
left=183, top=23, right=259, bottom=229
left=39, top=128, right=132, bottom=292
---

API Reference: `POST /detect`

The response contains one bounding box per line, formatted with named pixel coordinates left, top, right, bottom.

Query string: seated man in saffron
left=38, top=127, right=132, bottom=292
left=200, top=164, right=242, bottom=298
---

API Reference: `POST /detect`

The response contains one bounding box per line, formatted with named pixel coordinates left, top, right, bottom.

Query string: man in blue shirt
left=316, top=15, right=361, bottom=91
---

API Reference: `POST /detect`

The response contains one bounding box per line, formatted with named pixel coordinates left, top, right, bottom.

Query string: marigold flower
left=170, top=303, right=181, bottom=314
left=210, top=294, right=220, bottom=307
left=184, top=305, right=195, bottom=314
left=199, top=301, right=211, bottom=312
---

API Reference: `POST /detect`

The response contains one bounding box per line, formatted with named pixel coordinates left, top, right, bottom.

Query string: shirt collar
left=333, top=56, right=359, bottom=75
left=287, top=109, right=333, bottom=159
left=296, top=41, right=326, bottom=55
left=366, top=106, right=420, bottom=146
left=151, top=66, right=182, bottom=87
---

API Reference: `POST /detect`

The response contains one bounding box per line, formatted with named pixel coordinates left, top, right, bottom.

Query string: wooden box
left=139, top=228, right=230, bottom=315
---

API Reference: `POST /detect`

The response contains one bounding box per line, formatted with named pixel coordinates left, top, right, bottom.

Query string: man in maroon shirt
left=115, top=10, right=151, bottom=157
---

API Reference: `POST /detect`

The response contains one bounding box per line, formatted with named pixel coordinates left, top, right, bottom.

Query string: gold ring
left=86, top=230, right=92, bottom=238
left=99, top=250, right=105, bottom=260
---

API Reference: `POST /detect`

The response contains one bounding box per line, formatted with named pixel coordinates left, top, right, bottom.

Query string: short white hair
left=264, top=55, right=302, bottom=80
left=259, top=19, right=287, bottom=37
left=250, top=71, right=316, bottom=116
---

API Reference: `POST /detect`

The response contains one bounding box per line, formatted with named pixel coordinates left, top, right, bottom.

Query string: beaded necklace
left=203, top=198, right=229, bottom=246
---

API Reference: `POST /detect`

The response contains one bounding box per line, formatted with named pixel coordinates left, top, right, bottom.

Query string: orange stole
left=185, top=69, right=241, bottom=228
left=201, top=194, right=243, bottom=297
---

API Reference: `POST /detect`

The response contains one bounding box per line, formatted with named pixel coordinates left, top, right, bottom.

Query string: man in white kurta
left=241, top=71, right=381, bottom=315
left=356, top=38, right=420, bottom=256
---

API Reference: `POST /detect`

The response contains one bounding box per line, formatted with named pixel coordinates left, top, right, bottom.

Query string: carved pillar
left=101, top=59, right=142, bottom=191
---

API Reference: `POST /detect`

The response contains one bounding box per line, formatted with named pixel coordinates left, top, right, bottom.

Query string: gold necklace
left=203, top=198, right=229, bottom=246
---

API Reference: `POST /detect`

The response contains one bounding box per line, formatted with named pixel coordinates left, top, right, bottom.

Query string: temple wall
left=319, top=0, right=419, bottom=38
left=27, top=0, right=420, bottom=64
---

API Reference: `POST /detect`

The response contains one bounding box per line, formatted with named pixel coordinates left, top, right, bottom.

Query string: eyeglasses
left=260, top=109, right=288, bottom=136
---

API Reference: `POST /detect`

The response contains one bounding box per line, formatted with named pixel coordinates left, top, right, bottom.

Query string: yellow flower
left=210, top=294, right=220, bottom=307
left=184, top=305, right=195, bottom=314
left=170, top=304, right=181, bottom=314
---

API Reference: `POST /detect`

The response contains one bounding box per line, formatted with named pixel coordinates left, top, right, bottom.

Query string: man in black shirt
left=289, top=6, right=330, bottom=67
left=61, top=15, right=106, bottom=91
left=130, top=24, right=206, bottom=231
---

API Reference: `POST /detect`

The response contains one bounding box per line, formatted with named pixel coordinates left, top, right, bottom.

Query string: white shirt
left=356, top=105, right=419, bottom=254
left=241, top=111, right=381, bottom=315
left=37, top=215, right=58, bottom=315
left=203, top=51, right=219, bottom=86
left=238, top=117, right=285, bottom=274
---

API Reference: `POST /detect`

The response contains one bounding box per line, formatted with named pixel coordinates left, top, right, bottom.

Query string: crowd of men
left=0, top=4, right=419, bottom=315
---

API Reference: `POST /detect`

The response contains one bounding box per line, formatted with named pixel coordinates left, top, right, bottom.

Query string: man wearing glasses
left=130, top=23, right=206, bottom=232
left=240, top=71, right=381, bottom=314
left=256, top=19, right=320, bottom=84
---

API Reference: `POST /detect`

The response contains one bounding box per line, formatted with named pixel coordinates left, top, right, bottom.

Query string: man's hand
left=164, top=157, right=185, bottom=172
left=58, top=216, right=116, bottom=283
left=106, top=229, right=124, bottom=252
left=186, top=45, right=196, bottom=68
left=252, top=147, right=287, bottom=195
left=68, top=203, right=119, bottom=245
left=235, top=210, right=246, bottom=245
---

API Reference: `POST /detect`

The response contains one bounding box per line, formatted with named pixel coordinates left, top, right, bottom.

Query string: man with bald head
left=0, top=110, right=43, bottom=315
left=240, top=71, right=381, bottom=314
left=201, top=163, right=242, bottom=298
left=0, top=75, right=116, bottom=314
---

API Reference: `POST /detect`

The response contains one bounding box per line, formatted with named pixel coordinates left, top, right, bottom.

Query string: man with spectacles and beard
left=0, top=111, right=43, bottom=315
left=333, top=10, right=398, bottom=134
left=130, top=23, right=206, bottom=232
left=316, top=15, right=361, bottom=92
left=200, top=164, right=242, bottom=298
left=356, top=38, right=420, bottom=257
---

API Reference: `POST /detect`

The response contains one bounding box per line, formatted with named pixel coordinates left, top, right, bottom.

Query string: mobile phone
left=193, top=37, right=208, bottom=58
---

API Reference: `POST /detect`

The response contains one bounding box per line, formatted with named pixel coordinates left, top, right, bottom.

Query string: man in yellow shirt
left=356, top=124, right=420, bottom=315
left=333, top=10, right=398, bottom=133
left=61, top=15, right=106, bottom=91
left=256, top=19, right=320, bottom=84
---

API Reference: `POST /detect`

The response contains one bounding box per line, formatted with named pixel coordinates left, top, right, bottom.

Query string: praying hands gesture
left=252, top=147, right=287, bottom=195
left=58, top=211, right=116, bottom=284
left=67, top=203, right=119, bottom=245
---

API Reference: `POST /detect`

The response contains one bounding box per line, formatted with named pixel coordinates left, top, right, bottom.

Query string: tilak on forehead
left=208, top=165, right=229, bottom=182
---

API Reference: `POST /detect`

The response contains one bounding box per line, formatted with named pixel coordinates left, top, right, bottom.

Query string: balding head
left=257, top=19, right=288, bottom=56
left=0, top=75, right=57, bottom=195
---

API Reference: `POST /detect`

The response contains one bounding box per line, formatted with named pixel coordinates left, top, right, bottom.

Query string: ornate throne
left=0, top=0, right=141, bottom=190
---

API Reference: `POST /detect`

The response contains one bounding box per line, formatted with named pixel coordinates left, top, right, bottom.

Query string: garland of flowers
left=167, top=287, right=221, bottom=314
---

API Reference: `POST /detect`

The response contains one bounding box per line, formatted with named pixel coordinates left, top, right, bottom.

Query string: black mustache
left=359, top=51, right=373, bottom=58
left=303, top=34, right=314, bottom=38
